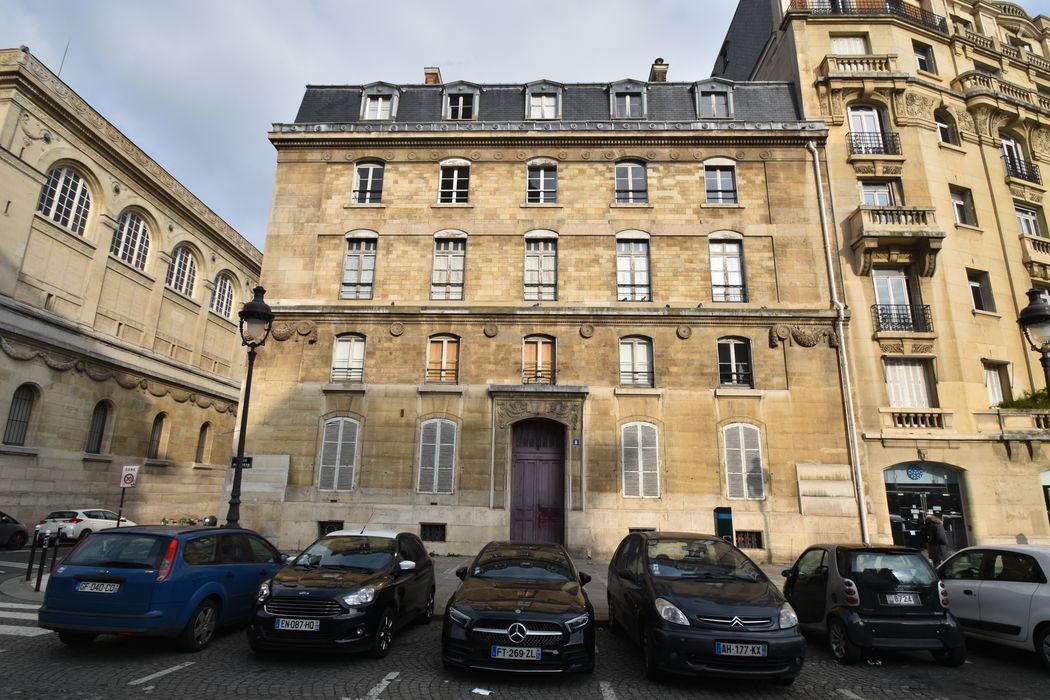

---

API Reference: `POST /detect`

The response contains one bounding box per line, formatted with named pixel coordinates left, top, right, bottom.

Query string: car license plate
left=275, top=618, right=321, bottom=631
left=885, top=593, right=919, bottom=605
left=715, top=642, right=767, bottom=657
left=491, top=645, right=541, bottom=660
left=77, top=581, right=119, bottom=594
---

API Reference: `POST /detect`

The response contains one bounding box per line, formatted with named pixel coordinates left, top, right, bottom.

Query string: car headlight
left=256, top=580, right=270, bottom=604
left=565, top=613, right=590, bottom=632
left=341, top=586, right=375, bottom=607
left=654, top=598, right=690, bottom=626
left=447, top=605, right=471, bottom=627
left=779, top=603, right=799, bottom=629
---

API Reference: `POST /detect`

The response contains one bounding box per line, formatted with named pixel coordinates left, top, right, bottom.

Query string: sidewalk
left=0, top=571, right=47, bottom=603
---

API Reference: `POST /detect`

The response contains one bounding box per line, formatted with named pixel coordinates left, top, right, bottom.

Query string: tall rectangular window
left=363, top=95, right=392, bottom=120
left=710, top=240, right=746, bottom=302
left=724, top=423, right=764, bottom=500
left=524, top=239, right=557, bottom=300
left=615, top=162, right=648, bottom=203
left=3, top=385, right=35, bottom=447
left=983, top=361, right=1011, bottom=407
left=913, top=41, right=936, bottom=73
left=418, top=419, right=457, bottom=494
left=527, top=165, right=557, bottom=203
left=830, top=34, right=869, bottom=55
left=860, top=181, right=894, bottom=206
left=352, top=163, right=384, bottom=204
left=529, top=94, right=557, bottom=119
left=318, top=418, right=358, bottom=491
left=331, top=335, right=366, bottom=382
left=522, top=336, right=555, bottom=384
left=619, top=337, right=654, bottom=386
left=340, top=239, right=376, bottom=299
left=699, top=91, right=729, bottom=118
left=622, top=422, right=660, bottom=498
left=85, top=402, right=108, bottom=454
left=614, top=93, right=643, bottom=118
left=616, top=240, right=651, bottom=301
left=884, top=358, right=935, bottom=408
left=717, top=338, right=753, bottom=387
left=967, top=269, right=996, bottom=312
left=448, top=94, right=474, bottom=120
left=431, top=239, right=466, bottom=300
left=439, top=164, right=470, bottom=203
left=705, top=166, right=738, bottom=204
left=951, top=186, right=977, bottom=226
left=1016, top=204, right=1042, bottom=237
left=426, top=336, right=459, bottom=383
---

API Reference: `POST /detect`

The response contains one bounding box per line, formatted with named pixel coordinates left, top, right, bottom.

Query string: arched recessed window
left=146, top=413, right=167, bottom=459
left=438, top=158, right=470, bottom=203
left=195, top=422, right=211, bottom=463
left=318, top=417, right=360, bottom=491
left=110, top=210, right=150, bottom=270
left=616, top=231, right=651, bottom=301
left=84, top=401, right=110, bottom=454
left=620, top=336, right=654, bottom=386
left=615, top=161, right=648, bottom=203
left=717, top=337, right=753, bottom=387
left=210, top=273, right=235, bottom=318
left=165, top=245, right=197, bottom=296
left=710, top=234, right=747, bottom=302
left=847, top=105, right=896, bottom=155
left=622, top=421, right=660, bottom=498
left=37, top=166, right=92, bottom=236
left=3, top=384, right=38, bottom=447
left=418, top=418, right=457, bottom=494
left=935, top=109, right=958, bottom=146
left=426, top=335, right=460, bottom=383
left=522, top=335, right=556, bottom=385
left=332, top=334, right=366, bottom=382
left=724, top=423, right=764, bottom=500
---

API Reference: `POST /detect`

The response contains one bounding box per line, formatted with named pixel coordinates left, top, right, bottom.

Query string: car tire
left=641, top=627, right=663, bottom=681
left=931, top=644, right=966, bottom=667
left=58, top=631, right=97, bottom=647
left=418, top=588, right=435, bottom=625
left=828, top=617, right=861, bottom=665
left=371, top=608, right=395, bottom=659
left=7, top=531, right=26, bottom=550
left=77, top=529, right=92, bottom=541
left=177, top=600, right=219, bottom=652
left=1035, top=626, right=1050, bottom=669
left=606, top=595, right=621, bottom=635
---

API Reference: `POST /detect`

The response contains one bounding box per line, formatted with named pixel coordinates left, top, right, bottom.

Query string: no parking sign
left=121, top=464, right=139, bottom=488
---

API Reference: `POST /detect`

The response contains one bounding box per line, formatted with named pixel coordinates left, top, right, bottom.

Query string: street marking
left=0, top=624, right=50, bottom=637
left=599, top=681, right=618, bottom=700
left=0, top=611, right=37, bottom=621
left=0, top=560, right=30, bottom=567
left=838, top=690, right=866, bottom=700
left=345, top=671, right=399, bottom=700
left=0, top=602, right=40, bottom=610
left=128, top=662, right=195, bottom=686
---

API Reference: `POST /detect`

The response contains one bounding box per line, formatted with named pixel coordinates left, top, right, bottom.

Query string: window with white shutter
left=830, top=35, right=870, bottom=55
left=621, top=422, right=660, bottom=498
left=318, top=418, right=359, bottom=491
left=418, top=419, right=457, bottom=494
left=331, top=335, right=366, bottom=382
left=724, top=423, right=764, bottom=500
left=884, top=358, right=934, bottom=408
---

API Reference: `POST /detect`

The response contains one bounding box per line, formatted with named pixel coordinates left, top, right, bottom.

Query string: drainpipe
left=808, top=140, right=871, bottom=544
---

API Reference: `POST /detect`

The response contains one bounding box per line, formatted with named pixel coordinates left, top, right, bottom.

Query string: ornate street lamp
left=226, top=285, right=274, bottom=527
left=1018, top=287, right=1050, bottom=399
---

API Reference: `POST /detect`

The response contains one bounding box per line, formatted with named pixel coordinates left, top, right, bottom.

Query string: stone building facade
left=715, top=0, right=1050, bottom=549
left=240, top=63, right=864, bottom=560
left=0, top=47, right=262, bottom=529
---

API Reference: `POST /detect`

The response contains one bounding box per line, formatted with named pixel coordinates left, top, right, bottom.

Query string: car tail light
left=63, top=518, right=83, bottom=524
left=938, top=581, right=950, bottom=608
left=843, top=578, right=860, bottom=606
left=155, top=539, right=179, bottom=582
left=38, top=519, right=47, bottom=525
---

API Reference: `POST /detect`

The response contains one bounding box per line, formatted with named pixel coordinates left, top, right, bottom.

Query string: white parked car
left=34, top=509, right=135, bottom=543
left=938, top=545, right=1050, bottom=668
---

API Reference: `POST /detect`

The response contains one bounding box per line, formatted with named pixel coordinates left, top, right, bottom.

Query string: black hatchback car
left=607, top=532, right=805, bottom=684
left=782, top=544, right=965, bottom=666
left=442, top=541, right=595, bottom=673
left=248, top=529, right=435, bottom=657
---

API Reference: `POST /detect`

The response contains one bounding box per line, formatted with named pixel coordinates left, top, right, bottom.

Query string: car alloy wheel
left=419, top=589, right=435, bottom=625
left=178, top=600, right=218, bottom=652
left=372, top=609, right=394, bottom=658
left=1036, top=627, right=1050, bottom=670
left=606, top=595, right=621, bottom=635
left=641, top=627, right=662, bottom=681
left=828, top=617, right=860, bottom=665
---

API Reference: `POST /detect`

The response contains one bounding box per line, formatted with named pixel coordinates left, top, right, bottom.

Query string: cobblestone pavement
left=2, top=571, right=1048, bottom=700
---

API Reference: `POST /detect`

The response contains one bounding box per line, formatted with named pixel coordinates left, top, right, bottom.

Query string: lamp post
left=1017, top=287, right=1050, bottom=399
left=226, top=285, right=274, bottom=527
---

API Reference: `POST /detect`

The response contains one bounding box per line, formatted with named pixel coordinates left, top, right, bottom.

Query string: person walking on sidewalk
left=921, top=512, right=948, bottom=567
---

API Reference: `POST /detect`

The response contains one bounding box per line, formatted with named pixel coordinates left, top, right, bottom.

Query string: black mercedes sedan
left=607, top=531, right=805, bottom=684
left=441, top=541, right=595, bottom=673
left=248, top=529, right=434, bottom=657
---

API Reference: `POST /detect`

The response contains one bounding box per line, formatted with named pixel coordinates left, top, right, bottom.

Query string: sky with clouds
left=4, top=0, right=1050, bottom=252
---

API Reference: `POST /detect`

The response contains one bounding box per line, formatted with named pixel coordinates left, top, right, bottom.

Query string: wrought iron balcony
left=522, top=365, right=555, bottom=385
left=789, top=1, right=947, bottom=34
left=1002, top=155, right=1042, bottom=184
left=847, top=131, right=902, bottom=156
left=871, top=304, right=933, bottom=333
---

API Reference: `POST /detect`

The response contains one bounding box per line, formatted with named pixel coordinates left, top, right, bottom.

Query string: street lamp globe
left=239, top=286, right=274, bottom=348
left=1019, top=288, right=1050, bottom=349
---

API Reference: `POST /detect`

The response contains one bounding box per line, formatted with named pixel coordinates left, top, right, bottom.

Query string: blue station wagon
left=39, top=525, right=286, bottom=651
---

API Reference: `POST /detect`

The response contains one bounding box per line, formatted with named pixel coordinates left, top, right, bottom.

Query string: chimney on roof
left=649, top=58, right=668, bottom=82
left=424, top=66, right=443, bottom=85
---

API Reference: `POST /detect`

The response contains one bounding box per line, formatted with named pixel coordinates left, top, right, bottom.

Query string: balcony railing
left=522, top=365, right=555, bottom=385
left=330, top=367, right=364, bottom=382
left=619, top=368, right=655, bottom=387
left=872, top=304, right=934, bottom=332
left=975, top=409, right=1050, bottom=434
left=819, top=54, right=899, bottom=75
left=847, top=132, right=902, bottom=156
left=1003, top=155, right=1042, bottom=184
left=789, top=1, right=947, bottom=34
left=883, top=409, right=949, bottom=430
left=712, top=285, right=748, bottom=303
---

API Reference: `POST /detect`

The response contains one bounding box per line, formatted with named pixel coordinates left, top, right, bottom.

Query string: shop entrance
left=884, top=462, right=969, bottom=551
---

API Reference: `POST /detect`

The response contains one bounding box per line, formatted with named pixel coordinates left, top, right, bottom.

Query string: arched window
left=352, top=161, right=385, bottom=204
left=847, top=105, right=896, bottom=155
left=704, top=157, right=738, bottom=204
left=418, top=418, right=457, bottom=494
left=620, top=336, right=654, bottom=386
left=84, top=401, right=110, bottom=454
left=3, top=384, right=37, bottom=447
left=210, top=273, right=234, bottom=318
left=522, top=335, right=556, bottom=385
left=110, top=210, right=150, bottom=270
left=438, top=158, right=470, bottom=203
left=526, top=159, right=558, bottom=204
left=615, top=160, right=648, bottom=203
left=318, top=417, right=360, bottom=491
left=431, top=231, right=467, bottom=300
left=717, top=337, right=753, bottom=387
left=935, top=109, right=958, bottom=146
left=195, top=422, right=211, bottom=463
left=146, top=413, right=167, bottom=459
left=724, top=423, right=764, bottom=500
left=622, top=422, right=660, bottom=498
left=341, top=230, right=378, bottom=300
left=426, top=335, right=460, bottom=383
left=37, top=166, right=92, bottom=235
left=332, top=334, right=366, bottom=382
left=524, top=230, right=558, bottom=301
left=165, top=246, right=197, bottom=296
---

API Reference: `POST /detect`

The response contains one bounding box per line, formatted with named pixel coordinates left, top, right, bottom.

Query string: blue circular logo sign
left=906, top=466, right=924, bottom=481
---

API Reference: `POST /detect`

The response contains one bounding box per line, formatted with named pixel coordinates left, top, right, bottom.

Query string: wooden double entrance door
left=510, top=419, right=565, bottom=544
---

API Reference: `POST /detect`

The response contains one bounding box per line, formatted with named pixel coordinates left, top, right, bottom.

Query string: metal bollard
left=25, top=534, right=38, bottom=581
left=34, top=533, right=50, bottom=592
left=49, top=538, right=60, bottom=575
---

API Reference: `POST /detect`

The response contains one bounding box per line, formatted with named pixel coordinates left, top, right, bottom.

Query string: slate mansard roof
left=289, top=79, right=805, bottom=126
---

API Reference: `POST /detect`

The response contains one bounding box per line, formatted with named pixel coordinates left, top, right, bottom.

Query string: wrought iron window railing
left=330, top=367, right=364, bottom=382
left=713, top=285, right=748, bottom=303
left=1003, top=155, right=1042, bottom=185
left=718, top=368, right=753, bottom=388
left=790, top=1, right=947, bottom=34
left=619, top=368, right=655, bottom=387
left=522, top=365, right=555, bottom=385
left=847, top=131, right=902, bottom=156
left=871, top=304, right=933, bottom=332
left=426, top=367, right=458, bottom=383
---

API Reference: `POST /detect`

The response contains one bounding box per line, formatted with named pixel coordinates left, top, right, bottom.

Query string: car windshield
left=646, top=538, right=765, bottom=581
left=294, top=536, right=395, bottom=571
left=45, top=511, right=77, bottom=520
left=472, top=546, right=574, bottom=582
left=844, top=550, right=937, bottom=586
left=64, top=534, right=170, bottom=568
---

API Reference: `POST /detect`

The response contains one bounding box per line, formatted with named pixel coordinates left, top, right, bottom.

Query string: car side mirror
left=456, top=565, right=468, bottom=580
left=781, top=568, right=795, bottom=578
left=399, top=560, right=416, bottom=572
left=579, top=572, right=592, bottom=586
left=280, top=554, right=294, bottom=564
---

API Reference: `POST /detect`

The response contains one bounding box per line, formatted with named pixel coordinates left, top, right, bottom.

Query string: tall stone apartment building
left=0, top=47, right=262, bottom=529
left=715, top=0, right=1050, bottom=550
left=240, top=61, right=865, bottom=560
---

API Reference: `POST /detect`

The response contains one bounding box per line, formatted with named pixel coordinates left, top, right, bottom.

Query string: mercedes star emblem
left=508, top=622, right=529, bottom=643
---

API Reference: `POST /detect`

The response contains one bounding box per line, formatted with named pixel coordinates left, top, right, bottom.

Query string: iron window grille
left=420, top=523, right=447, bottom=542
left=3, top=385, right=35, bottom=446
left=846, top=131, right=902, bottom=155
left=1003, top=155, right=1042, bottom=184
left=871, top=304, right=934, bottom=332
left=736, top=531, right=764, bottom=549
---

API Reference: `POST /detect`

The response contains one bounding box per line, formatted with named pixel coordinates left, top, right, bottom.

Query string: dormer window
left=700, top=91, right=730, bottom=118
left=360, top=84, right=400, bottom=120
left=525, top=82, right=563, bottom=120
left=615, top=93, right=643, bottom=118
left=444, top=83, right=481, bottom=121
left=364, top=95, right=392, bottom=120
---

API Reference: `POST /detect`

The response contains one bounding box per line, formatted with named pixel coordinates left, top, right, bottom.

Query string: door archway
left=510, top=419, right=565, bottom=544
left=884, top=462, right=969, bottom=551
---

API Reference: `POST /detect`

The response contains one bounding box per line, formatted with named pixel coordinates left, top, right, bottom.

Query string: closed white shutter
left=622, top=423, right=659, bottom=498
left=418, top=421, right=438, bottom=492
left=639, top=423, right=660, bottom=498
left=335, top=420, right=358, bottom=490
left=831, top=35, right=868, bottom=55
left=418, top=420, right=456, bottom=494
left=885, top=359, right=933, bottom=408
left=622, top=424, right=640, bottom=497
left=741, top=425, right=764, bottom=499
left=319, top=418, right=358, bottom=491
left=724, top=425, right=745, bottom=499
left=436, top=421, right=457, bottom=494
left=984, top=362, right=1004, bottom=407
